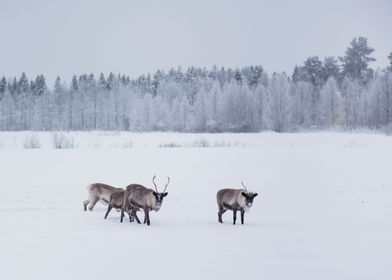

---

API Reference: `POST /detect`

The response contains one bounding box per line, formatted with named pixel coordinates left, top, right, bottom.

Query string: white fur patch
left=236, top=192, right=246, bottom=208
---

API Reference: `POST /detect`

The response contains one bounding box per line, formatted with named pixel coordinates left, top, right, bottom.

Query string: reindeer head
left=152, top=175, right=170, bottom=210
left=240, top=181, right=258, bottom=208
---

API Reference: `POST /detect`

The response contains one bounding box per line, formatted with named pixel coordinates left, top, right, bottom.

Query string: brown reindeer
left=104, top=189, right=133, bottom=221
left=217, top=182, right=258, bottom=225
left=120, top=176, right=170, bottom=225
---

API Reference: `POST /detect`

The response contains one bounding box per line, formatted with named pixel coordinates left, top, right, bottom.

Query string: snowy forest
left=1, top=37, right=391, bottom=133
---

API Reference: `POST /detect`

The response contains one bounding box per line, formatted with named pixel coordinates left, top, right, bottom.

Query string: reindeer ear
left=153, top=191, right=158, bottom=196
left=253, top=193, right=258, bottom=197
left=241, top=192, right=247, bottom=197
left=163, top=192, right=168, bottom=197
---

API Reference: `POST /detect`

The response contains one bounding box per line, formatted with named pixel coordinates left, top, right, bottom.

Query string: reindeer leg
left=88, top=197, right=99, bottom=211
left=120, top=205, right=127, bottom=223
left=144, top=208, right=150, bottom=226
left=133, top=211, right=141, bottom=224
left=104, top=205, right=113, bottom=219
left=121, top=192, right=130, bottom=223
left=120, top=208, right=124, bottom=223
left=241, top=210, right=245, bottom=225
left=233, top=210, right=237, bottom=225
left=83, top=199, right=89, bottom=211
left=218, top=206, right=226, bottom=223
left=128, top=211, right=134, bottom=223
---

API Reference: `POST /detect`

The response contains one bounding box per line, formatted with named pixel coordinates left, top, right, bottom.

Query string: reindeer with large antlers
left=120, top=175, right=170, bottom=225
left=216, top=182, right=258, bottom=225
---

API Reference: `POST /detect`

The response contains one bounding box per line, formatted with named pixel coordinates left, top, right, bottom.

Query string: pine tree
left=17, top=72, right=30, bottom=94
left=303, top=56, right=324, bottom=87
left=0, top=77, right=6, bottom=100
left=34, top=75, right=47, bottom=95
left=322, top=56, right=340, bottom=82
left=8, top=78, right=17, bottom=95
left=340, top=37, right=375, bottom=82
left=152, top=70, right=163, bottom=95
left=388, top=52, right=392, bottom=72
left=244, top=66, right=263, bottom=88
left=292, top=66, right=308, bottom=83
left=234, top=69, right=243, bottom=84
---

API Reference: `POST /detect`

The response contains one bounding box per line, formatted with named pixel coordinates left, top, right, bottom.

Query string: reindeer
left=120, top=175, right=170, bottom=225
left=104, top=189, right=133, bottom=221
left=83, top=183, right=123, bottom=211
left=217, top=182, right=258, bottom=225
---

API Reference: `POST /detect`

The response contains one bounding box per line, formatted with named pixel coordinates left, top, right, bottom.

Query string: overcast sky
left=1, top=0, right=391, bottom=85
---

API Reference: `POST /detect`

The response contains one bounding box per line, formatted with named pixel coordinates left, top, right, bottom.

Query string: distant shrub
left=211, top=140, right=247, bottom=147
left=192, top=138, right=209, bottom=147
left=211, top=140, right=229, bottom=147
left=51, top=132, right=75, bottom=149
left=122, top=140, right=133, bottom=148
left=23, top=134, right=41, bottom=149
left=159, top=142, right=182, bottom=148
left=232, top=141, right=247, bottom=147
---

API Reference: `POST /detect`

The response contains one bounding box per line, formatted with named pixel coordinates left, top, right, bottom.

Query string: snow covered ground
left=0, top=132, right=391, bottom=280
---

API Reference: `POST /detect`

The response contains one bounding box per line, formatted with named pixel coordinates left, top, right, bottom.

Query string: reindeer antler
left=152, top=175, right=158, bottom=192
left=163, top=177, right=170, bottom=193
left=241, top=181, right=248, bottom=192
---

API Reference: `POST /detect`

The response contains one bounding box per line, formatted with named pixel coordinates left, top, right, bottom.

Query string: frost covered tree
left=268, top=73, right=290, bottom=132
left=320, top=77, right=342, bottom=127
left=68, top=75, right=78, bottom=130
left=290, top=81, right=313, bottom=128
left=341, top=78, right=366, bottom=128
left=0, top=36, right=390, bottom=133
left=17, top=73, right=30, bottom=129
left=251, top=83, right=269, bottom=131
left=53, top=76, right=67, bottom=129
left=372, top=72, right=392, bottom=127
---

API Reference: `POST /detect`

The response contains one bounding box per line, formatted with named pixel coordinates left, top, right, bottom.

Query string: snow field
left=0, top=132, right=391, bottom=279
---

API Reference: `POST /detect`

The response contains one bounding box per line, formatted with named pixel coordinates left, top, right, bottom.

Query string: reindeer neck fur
left=236, top=189, right=250, bottom=212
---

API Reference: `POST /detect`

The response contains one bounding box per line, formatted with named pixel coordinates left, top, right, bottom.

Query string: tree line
left=0, top=37, right=391, bottom=132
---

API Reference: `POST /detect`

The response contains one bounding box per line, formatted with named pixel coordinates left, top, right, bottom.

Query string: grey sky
left=1, top=0, right=391, bottom=85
